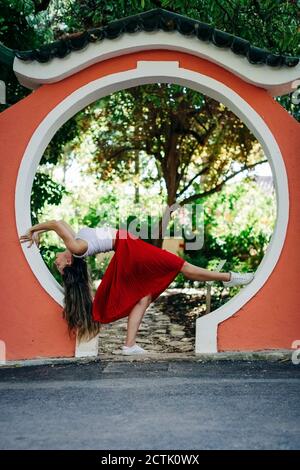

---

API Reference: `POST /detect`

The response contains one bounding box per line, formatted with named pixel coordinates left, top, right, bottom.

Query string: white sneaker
left=121, top=344, right=146, bottom=355
left=223, top=271, right=254, bottom=287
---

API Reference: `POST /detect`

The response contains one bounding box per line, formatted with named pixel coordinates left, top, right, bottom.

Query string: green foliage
left=81, top=194, right=119, bottom=228
left=42, top=115, right=80, bottom=165
left=46, top=0, right=300, bottom=58
left=276, top=93, right=300, bottom=123
left=31, top=172, right=67, bottom=224
left=30, top=114, right=80, bottom=226
left=180, top=178, right=275, bottom=290
left=0, top=0, right=50, bottom=111
left=168, top=177, right=276, bottom=307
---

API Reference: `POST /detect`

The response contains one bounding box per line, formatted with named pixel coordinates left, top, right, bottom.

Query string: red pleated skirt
left=92, top=228, right=185, bottom=323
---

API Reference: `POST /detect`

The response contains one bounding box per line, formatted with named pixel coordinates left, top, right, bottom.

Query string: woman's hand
left=19, top=220, right=57, bottom=248
left=19, top=229, right=45, bottom=248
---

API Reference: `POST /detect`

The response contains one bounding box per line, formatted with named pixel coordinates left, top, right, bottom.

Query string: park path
left=98, top=288, right=209, bottom=355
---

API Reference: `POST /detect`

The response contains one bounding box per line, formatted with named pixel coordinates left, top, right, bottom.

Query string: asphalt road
left=0, top=360, right=299, bottom=450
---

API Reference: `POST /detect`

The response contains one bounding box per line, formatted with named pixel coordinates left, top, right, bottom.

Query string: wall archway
left=1, top=49, right=299, bottom=360
left=15, top=57, right=288, bottom=353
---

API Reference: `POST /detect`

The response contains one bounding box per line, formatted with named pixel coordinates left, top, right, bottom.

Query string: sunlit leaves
left=31, top=171, right=67, bottom=224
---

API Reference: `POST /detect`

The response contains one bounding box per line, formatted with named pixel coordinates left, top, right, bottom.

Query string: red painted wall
left=0, top=50, right=299, bottom=359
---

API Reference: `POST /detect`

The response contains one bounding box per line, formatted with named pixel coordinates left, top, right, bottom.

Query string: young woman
left=20, top=220, right=254, bottom=355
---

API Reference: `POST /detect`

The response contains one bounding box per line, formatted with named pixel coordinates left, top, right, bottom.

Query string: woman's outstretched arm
left=19, top=219, right=87, bottom=255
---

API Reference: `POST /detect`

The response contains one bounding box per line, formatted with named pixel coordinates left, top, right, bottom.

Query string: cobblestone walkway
left=98, top=288, right=210, bottom=356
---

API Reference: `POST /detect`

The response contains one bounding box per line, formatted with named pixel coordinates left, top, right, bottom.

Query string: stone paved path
left=98, top=288, right=209, bottom=356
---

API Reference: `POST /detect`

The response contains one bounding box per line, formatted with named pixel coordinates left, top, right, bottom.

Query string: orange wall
left=0, top=50, right=299, bottom=359
left=218, top=100, right=300, bottom=350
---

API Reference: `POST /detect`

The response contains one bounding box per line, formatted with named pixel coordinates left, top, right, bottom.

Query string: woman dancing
left=20, top=220, right=254, bottom=355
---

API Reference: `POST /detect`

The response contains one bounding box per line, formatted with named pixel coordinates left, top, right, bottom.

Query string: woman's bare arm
left=58, top=219, right=76, bottom=237
left=19, top=219, right=87, bottom=255
left=52, top=220, right=88, bottom=255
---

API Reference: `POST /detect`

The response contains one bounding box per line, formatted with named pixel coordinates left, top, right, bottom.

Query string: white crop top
left=73, top=226, right=114, bottom=258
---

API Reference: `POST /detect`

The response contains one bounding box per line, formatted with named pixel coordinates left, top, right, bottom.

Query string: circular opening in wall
left=30, top=82, right=277, bottom=354
left=16, top=62, right=288, bottom=354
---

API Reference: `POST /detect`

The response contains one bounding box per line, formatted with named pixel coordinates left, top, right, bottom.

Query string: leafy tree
left=51, top=0, right=300, bottom=119
left=0, top=0, right=51, bottom=111
left=194, top=177, right=275, bottom=271
left=31, top=172, right=67, bottom=224
left=74, top=85, right=267, bottom=246
left=178, top=177, right=276, bottom=306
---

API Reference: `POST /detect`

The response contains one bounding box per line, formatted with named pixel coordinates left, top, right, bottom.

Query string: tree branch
left=102, top=146, right=143, bottom=161
left=214, top=0, right=233, bottom=22
left=179, top=160, right=268, bottom=205
left=194, top=117, right=209, bottom=133
left=177, top=164, right=210, bottom=198
left=177, top=141, right=200, bottom=183
left=181, top=128, right=210, bottom=146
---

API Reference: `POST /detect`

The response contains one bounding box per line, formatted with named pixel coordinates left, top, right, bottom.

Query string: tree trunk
left=152, top=130, right=181, bottom=247
left=151, top=200, right=179, bottom=248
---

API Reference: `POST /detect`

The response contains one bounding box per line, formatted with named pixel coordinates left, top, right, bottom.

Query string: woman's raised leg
left=180, top=261, right=230, bottom=282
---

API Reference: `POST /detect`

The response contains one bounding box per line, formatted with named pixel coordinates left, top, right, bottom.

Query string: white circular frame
left=15, top=60, right=289, bottom=353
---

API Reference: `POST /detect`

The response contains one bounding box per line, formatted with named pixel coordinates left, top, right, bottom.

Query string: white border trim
left=14, top=31, right=300, bottom=95
left=15, top=60, right=289, bottom=354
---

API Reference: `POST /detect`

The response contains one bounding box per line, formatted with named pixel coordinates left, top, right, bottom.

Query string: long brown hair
left=61, top=257, right=101, bottom=341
